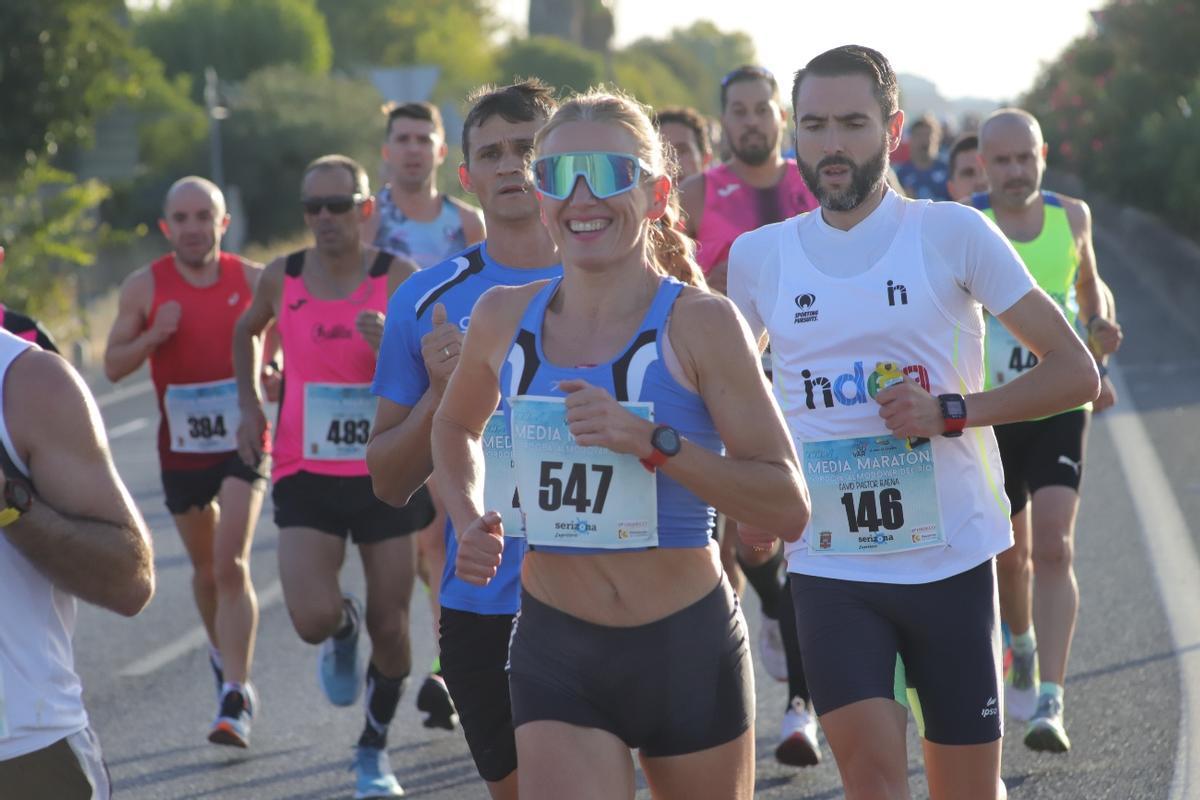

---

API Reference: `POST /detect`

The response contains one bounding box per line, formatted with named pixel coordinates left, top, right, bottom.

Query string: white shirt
left=0, top=330, right=88, bottom=759
left=728, top=191, right=1036, bottom=584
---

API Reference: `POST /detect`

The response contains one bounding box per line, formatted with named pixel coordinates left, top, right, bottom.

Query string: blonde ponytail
left=649, top=200, right=707, bottom=288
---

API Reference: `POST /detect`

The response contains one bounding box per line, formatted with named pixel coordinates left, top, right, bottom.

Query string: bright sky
left=496, top=0, right=1099, bottom=101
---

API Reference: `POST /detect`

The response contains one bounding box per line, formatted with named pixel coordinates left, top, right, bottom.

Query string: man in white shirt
left=0, top=330, right=155, bottom=799
left=728, top=44, right=1098, bottom=800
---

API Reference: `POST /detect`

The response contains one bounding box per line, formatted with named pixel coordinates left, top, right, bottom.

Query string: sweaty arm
left=367, top=289, right=459, bottom=505
left=660, top=292, right=809, bottom=536
left=3, top=351, right=154, bottom=616
left=232, top=259, right=284, bottom=465
left=431, top=287, right=522, bottom=539
left=966, top=288, right=1100, bottom=425
left=103, top=267, right=160, bottom=382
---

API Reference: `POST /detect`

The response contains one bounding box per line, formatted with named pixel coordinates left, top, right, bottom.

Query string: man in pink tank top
left=680, top=65, right=817, bottom=295
left=103, top=177, right=270, bottom=749
left=679, top=67, right=820, bottom=767
left=233, top=154, right=428, bottom=799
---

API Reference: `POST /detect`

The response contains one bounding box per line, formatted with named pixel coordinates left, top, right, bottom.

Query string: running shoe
left=758, top=613, right=788, bottom=682
left=415, top=673, right=459, bottom=731
left=1024, top=693, right=1071, bottom=753
left=208, top=684, right=256, bottom=749
left=352, top=745, right=404, bottom=798
left=320, top=594, right=365, bottom=707
left=775, top=695, right=820, bottom=767
left=1005, top=645, right=1039, bottom=722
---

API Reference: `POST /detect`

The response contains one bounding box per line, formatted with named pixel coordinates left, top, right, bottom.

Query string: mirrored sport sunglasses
left=531, top=152, right=653, bottom=200
left=300, top=194, right=365, bottom=215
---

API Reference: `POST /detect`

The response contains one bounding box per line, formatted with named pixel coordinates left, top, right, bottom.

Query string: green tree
left=219, top=65, right=385, bottom=243
left=496, top=36, right=604, bottom=95
left=1024, top=0, right=1200, bottom=233
left=0, top=0, right=154, bottom=176
left=611, top=49, right=695, bottom=110
left=619, top=22, right=757, bottom=115
left=134, top=0, right=332, bottom=92
left=0, top=163, right=111, bottom=334
left=317, top=0, right=498, bottom=102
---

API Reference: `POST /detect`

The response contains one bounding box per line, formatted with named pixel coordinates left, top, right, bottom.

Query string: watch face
left=946, top=399, right=966, bottom=417
left=6, top=479, right=32, bottom=513
left=653, top=426, right=682, bottom=456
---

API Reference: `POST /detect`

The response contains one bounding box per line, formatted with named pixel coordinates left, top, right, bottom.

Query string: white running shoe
left=1005, top=645, right=1039, bottom=722
left=757, top=614, right=788, bottom=682
left=775, top=696, right=820, bottom=767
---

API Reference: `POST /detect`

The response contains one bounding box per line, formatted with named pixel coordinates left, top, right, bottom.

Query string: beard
left=797, top=140, right=888, bottom=212
left=730, top=129, right=776, bottom=167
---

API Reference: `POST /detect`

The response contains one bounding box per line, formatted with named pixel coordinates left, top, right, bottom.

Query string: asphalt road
left=73, top=198, right=1197, bottom=799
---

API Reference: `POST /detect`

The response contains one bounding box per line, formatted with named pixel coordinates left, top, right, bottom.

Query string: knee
left=290, top=602, right=343, bottom=645
left=841, top=760, right=908, bottom=800
left=192, top=564, right=217, bottom=594
left=996, top=542, right=1030, bottom=576
left=1032, top=532, right=1074, bottom=573
left=365, top=605, right=410, bottom=649
left=212, top=556, right=250, bottom=594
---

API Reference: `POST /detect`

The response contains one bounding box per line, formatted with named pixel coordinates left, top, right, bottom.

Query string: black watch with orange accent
left=640, top=425, right=682, bottom=472
left=0, top=475, right=33, bottom=527
left=938, top=393, right=967, bottom=438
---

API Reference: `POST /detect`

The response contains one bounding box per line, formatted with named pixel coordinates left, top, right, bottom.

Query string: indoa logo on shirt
left=800, top=360, right=931, bottom=410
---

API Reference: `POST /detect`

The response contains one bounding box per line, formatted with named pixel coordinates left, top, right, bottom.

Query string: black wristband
left=1097, top=363, right=1109, bottom=378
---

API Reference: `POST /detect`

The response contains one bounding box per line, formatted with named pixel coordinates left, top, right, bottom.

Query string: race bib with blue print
left=303, top=383, right=374, bottom=461
left=510, top=396, right=657, bottom=549
left=803, top=435, right=944, bottom=555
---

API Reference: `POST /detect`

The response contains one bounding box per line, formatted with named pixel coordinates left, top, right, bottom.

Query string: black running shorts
left=0, top=728, right=111, bottom=799
left=994, top=409, right=1089, bottom=515
left=790, top=558, right=1003, bottom=746
left=272, top=472, right=434, bottom=543
left=161, top=453, right=267, bottom=515
left=439, top=608, right=518, bottom=782
left=508, top=577, right=753, bottom=757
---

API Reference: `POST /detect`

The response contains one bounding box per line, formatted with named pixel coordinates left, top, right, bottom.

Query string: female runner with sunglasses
left=432, top=90, right=810, bottom=800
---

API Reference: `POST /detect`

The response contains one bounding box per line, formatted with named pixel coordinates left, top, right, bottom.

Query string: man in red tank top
left=103, top=176, right=270, bottom=749
left=232, top=155, right=428, bottom=799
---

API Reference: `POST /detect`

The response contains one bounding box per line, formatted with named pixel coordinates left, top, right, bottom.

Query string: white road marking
left=95, top=379, right=153, bottom=409
left=1106, top=360, right=1200, bottom=800
left=118, top=579, right=284, bottom=678
left=106, top=417, right=151, bottom=440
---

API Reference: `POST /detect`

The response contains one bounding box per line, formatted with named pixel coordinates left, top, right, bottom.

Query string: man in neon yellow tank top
left=976, top=108, right=1123, bottom=753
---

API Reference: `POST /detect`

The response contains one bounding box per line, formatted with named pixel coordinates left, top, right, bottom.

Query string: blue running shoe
left=208, top=684, right=256, bottom=749
left=320, top=594, right=364, bottom=707
left=352, top=745, right=404, bottom=798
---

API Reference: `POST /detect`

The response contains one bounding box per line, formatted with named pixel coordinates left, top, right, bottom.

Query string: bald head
left=159, top=176, right=230, bottom=269
left=979, top=108, right=1048, bottom=209
left=979, top=108, right=1043, bottom=149
left=164, top=176, right=226, bottom=218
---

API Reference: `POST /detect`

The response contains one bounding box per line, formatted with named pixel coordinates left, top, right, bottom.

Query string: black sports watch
left=0, top=475, right=33, bottom=527
left=938, top=393, right=967, bottom=438
left=641, top=425, right=682, bottom=471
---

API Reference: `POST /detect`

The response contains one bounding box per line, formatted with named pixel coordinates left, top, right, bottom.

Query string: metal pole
left=204, top=66, right=226, bottom=190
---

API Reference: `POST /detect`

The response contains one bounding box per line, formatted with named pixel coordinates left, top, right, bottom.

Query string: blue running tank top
left=373, top=187, right=469, bottom=268
left=373, top=243, right=562, bottom=615
left=500, top=276, right=721, bottom=554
